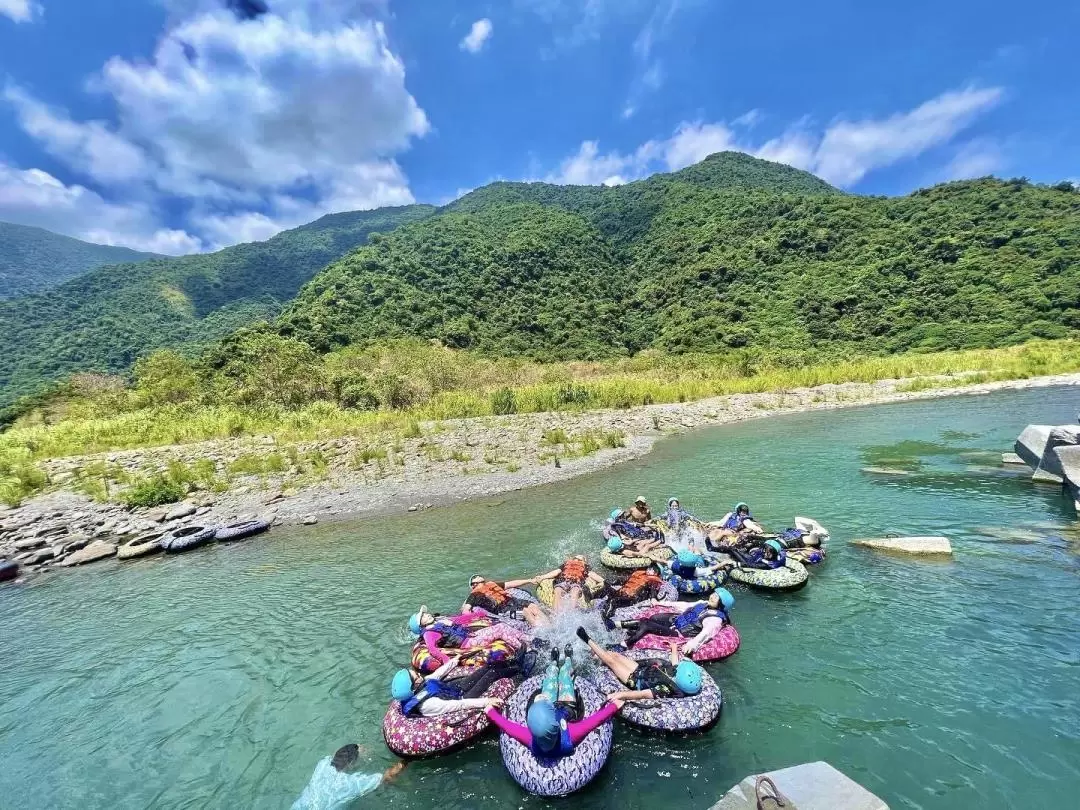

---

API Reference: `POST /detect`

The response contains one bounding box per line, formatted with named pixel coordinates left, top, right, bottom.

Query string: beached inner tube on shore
left=159, top=526, right=216, bottom=554
left=591, top=648, right=722, bottom=732
left=117, top=532, right=164, bottom=560
left=499, top=674, right=613, bottom=796
left=727, top=559, right=809, bottom=592
left=382, top=676, right=514, bottom=758
left=599, top=548, right=651, bottom=570
left=215, top=520, right=271, bottom=542
left=0, top=559, right=19, bottom=582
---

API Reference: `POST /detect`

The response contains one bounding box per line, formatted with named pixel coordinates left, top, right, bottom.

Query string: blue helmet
left=607, top=537, right=625, bottom=552
left=609, top=509, right=621, bottom=520
left=391, top=669, right=414, bottom=702
left=715, top=587, right=735, bottom=611
left=408, top=612, right=424, bottom=635
left=674, top=661, right=703, bottom=696
left=677, top=550, right=703, bottom=568
left=734, top=502, right=750, bottom=514
left=526, top=699, right=560, bottom=753
left=765, top=539, right=783, bottom=554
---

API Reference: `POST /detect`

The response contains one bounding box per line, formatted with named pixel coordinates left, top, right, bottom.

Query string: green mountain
left=0, top=221, right=159, bottom=299
left=282, top=170, right=1078, bottom=360
left=0, top=205, right=435, bottom=406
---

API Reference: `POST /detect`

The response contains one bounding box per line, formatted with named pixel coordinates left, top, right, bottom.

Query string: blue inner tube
left=498, top=675, right=612, bottom=796
left=160, top=526, right=216, bottom=553
left=215, top=520, right=271, bottom=542
left=591, top=648, right=722, bottom=733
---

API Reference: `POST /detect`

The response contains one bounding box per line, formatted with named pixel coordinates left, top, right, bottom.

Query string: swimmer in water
left=291, top=744, right=406, bottom=810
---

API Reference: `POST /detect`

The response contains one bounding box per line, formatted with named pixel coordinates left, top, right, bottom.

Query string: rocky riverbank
left=3, top=371, right=1079, bottom=580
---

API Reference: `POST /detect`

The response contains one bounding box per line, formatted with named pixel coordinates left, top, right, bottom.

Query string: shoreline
left=3, top=371, right=1078, bottom=577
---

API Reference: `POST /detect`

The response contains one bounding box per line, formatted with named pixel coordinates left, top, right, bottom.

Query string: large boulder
left=852, top=536, right=953, bottom=555
left=60, top=540, right=117, bottom=567
left=711, top=761, right=889, bottom=810
left=1014, top=425, right=1052, bottom=468
left=1034, top=427, right=1080, bottom=483
left=165, top=502, right=198, bottom=521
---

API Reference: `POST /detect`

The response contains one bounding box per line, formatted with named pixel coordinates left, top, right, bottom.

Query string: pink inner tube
left=621, top=604, right=741, bottom=663
left=464, top=622, right=530, bottom=650
left=382, top=677, right=515, bottom=758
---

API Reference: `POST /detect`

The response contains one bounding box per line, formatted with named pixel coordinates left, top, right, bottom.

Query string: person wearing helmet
left=461, top=575, right=551, bottom=628
left=390, top=656, right=506, bottom=718
left=727, top=538, right=787, bottom=570
left=485, top=646, right=620, bottom=758
left=667, top=548, right=724, bottom=581
left=533, top=555, right=608, bottom=611
left=407, top=605, right=527, bottom=673
left=610, top=588, right=735, bottom=655
left=576, top=627, right=705, bottom=701
left=660, top=497, right=695, bottom=530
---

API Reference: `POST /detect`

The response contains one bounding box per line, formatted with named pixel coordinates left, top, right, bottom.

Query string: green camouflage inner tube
left=536, top=578, right=605, bottom=608
left=117, top=532, right=165, bottom=560
left=728, top=559, right=809, bottom=592
left=599, top=548, right=650, bottom=570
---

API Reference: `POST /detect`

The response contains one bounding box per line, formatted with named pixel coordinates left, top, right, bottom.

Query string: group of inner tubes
left=380, top=496, right=829, bottom=797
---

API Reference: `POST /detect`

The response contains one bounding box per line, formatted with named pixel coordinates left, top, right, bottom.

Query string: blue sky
left=0, top=0, right=1076, bottom=254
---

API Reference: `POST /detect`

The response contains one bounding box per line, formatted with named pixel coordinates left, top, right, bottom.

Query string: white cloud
left=0, top=161, right=201, bottom=254
left=941, top=138, right=1004, bottom=181
left=731, top=109, right=762, bottom=128
left=0, top=0, right=40, bottom=23
left=460, top=18, right=493, bottom=53
left=549, top=85, right=1004, bottom=189
left=813, top=87, right=1003, bottom=186
left=1, top=2, right=429, bottom=252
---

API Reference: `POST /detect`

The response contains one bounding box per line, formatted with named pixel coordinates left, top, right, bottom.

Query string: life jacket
left=671, top=556, right=702, bottom=579
left=767, top=548, right=787, bottom=569
left=559, top=558, right=588, bottom=584
left=619, top=570, right=661, bottom=599
left=633, top=660, right=681, bottom=697
left=777, top=528, right=805, bottom=548
left=429, top=619, right=470, bottom=648
left=530, top=706, right=575, bottom=759
left=401, top=678, right=463, bottom=716
left=672, top=603, right=710, bottom=634
left=724, top=512, right=751, bottom=531
left=469, top=581, right=509, bottom=611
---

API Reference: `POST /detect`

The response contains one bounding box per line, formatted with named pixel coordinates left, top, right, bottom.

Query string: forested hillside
left=283, top=174, right=1079, bottom=359
left=0, top=205, right=436, bottom=406
left=0, top=221, right=158, bottom=299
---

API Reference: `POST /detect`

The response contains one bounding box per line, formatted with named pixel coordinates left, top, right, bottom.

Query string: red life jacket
left=470, top=581, right=509, bottom=610
left=560, top=558, right=588, bottom=584
left=619, top=570, right=661, bottom=599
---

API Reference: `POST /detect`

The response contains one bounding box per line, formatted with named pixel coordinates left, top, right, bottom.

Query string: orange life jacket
left=560, top=558, right=588, bottom=583
left=619, top=570, right=661, bottom=599
left=470, top=581, right=509, bottom=610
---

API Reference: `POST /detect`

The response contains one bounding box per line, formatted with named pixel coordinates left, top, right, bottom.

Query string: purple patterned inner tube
left=498, top=675, right=613, bottom=797
left=382, top=677, right=514, bottom=758
left=591, top=648, right=722, bottom=732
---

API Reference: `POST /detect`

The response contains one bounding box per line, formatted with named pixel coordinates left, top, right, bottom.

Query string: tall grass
left=1, top=340, right=1077, bottom=477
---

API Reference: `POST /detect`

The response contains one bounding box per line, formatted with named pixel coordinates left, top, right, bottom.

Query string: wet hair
left=331, top=743, right=360, bottom=772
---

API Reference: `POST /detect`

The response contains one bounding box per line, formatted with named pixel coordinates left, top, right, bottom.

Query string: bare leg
left=569, top=584, right=583, bottom=608
left=522, top=604, right=550, bottom=629
left=583, top=637, right=637, bottom=684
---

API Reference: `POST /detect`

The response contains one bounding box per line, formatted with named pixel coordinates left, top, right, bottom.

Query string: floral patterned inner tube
left=618, top=604, right=741, bottom=663
left=728, top=559, right=809, bottom=592
left=665, top=570, right=725, bottom=596
left=591, top=648, right=722, bottom=732
left=498, top=675, right=613, bottom=797
left=382, top=677, right=514, bottom=758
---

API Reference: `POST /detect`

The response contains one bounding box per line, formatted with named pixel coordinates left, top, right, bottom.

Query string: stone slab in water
left=1035, top=427, right=1080, bottom=483
left=61, top=540, right=117, bottom=567
left=1001, top=452, right=1027, bottom=465
left=861, top=466, right=910, bottom=476
left=710, top=761, right=889, bottom=810
left=1014, top=425, right=1052, bottom=468
left=852, top=536, right=953, bottom=555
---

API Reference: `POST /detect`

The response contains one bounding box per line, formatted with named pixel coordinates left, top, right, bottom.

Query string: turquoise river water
left=2, top=386, right=1079, bottom=810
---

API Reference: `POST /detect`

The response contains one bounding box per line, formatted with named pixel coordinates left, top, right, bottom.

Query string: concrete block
left=1014, top=425, right=1052, bottom=468
left=711, top=761, right=889, bottom=810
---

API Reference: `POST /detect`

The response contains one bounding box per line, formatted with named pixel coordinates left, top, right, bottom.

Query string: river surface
left=2, top=387, right=1079, bottom=810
